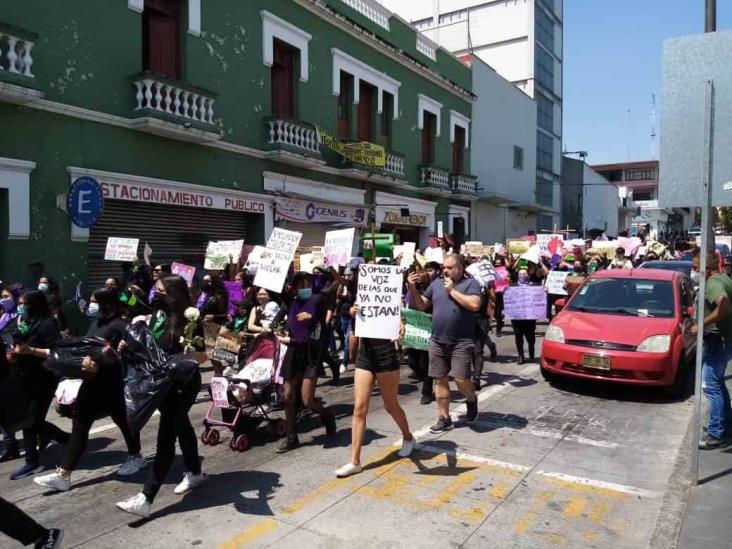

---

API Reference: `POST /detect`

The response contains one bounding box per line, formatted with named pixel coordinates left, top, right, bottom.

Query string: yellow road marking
left=589, top=500, right=612, bottom=523
left=563, top=497, right=588, bottom=519
left=490, top=482, right=510, bottom=499
left=218, top=518, right=279, bottom=548
left=584, top=530, right=600, bottom=542
left=513, top=491, right=554, bottom=535
left=544, top=533, right=567, bottom=546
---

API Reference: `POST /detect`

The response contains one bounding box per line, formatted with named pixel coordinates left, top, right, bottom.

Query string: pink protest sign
left=211, top=377, right=230, bottom=408
left=495, top=266, right=510, bottom=293
left=171, top=262, right=196, bottom=286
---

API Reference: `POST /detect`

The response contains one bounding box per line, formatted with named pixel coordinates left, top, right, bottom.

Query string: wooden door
left=357, top=81, right=374, bottom=142
left=143, top=0, right=181, bottom=78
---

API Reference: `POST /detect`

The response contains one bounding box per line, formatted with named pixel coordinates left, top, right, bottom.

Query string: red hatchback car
left=540, top=269, right=696, bottom=396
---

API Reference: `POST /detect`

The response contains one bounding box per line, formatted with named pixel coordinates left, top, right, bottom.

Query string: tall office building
left=380, top=0, right=563, bottom=230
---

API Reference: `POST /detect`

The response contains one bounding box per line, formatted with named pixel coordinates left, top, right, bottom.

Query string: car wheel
left=540, top=365, right=559, bottom=384
left=664, top=359, right=692, bottom=399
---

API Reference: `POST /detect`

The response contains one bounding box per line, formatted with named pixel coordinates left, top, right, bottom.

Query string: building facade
left=379, top=0, right=563, bottom=232
left=0, top=0, right=476, bottom=292
left=561, top=156, right=619, bottom=238
left=592, top=160, right=689, bottom=239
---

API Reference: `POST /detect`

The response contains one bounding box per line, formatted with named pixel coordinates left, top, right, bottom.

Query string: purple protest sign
left=503, top=286, right=547, bottom=320
left=224, top=280, right=244, bottom=317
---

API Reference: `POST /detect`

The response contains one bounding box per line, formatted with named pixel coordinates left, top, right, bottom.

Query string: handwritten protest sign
left=205, top=240, right=243, bottom=270
left=104, top=237, right=139, bottom=261
left=171, top=262, right=196, bottom=286
left=210, top=377, right=230, bottom=408
left=355, top=264, right=402, bottom=340
left=244, top=245, right=267, bottom=275
left=424, top=247, right=444, bottom=264
left=537, top=234, right=564, bottom=255
left=466, top=260, right=497, bottom=287
left=494, top=266, right=510, bottom=293
left=402, top=308, right=432, bottom=351
left=400, top=242, right=416, bottom=267
left=545, top=271, right=570, bottom=296
left=323, top=228, right=354, bottom=267
left=465, top=241, right=484, bottom=257
left=503, top=286, right=547, bottom=320
left=254, top=228, right=302, bottom=293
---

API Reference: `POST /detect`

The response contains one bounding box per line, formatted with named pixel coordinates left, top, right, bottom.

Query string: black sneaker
left=699, top=435, right=725, bottom=450
left=517, top=355, right=525, bottom=365
left=488, top=350, right=498, bottom=362
left=429, top=416, right=454, bottom=433
left=420, top=393, right=435, bottom=405
left=465, top=400, right=479, bottom=423
left=0, top=447, right=20, bottom=463
left=323, top=413, right=337, bottom=436
left=35, top=528, right=64, bottom=549
left=276, top=436, right=300, bottom=454
left=472, top=377, right=481, bottom=391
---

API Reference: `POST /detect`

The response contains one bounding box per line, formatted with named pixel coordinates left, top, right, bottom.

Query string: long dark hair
left=24, top=290, right=51, bottom=320
left=92, top=287, right=122, bottom=320
left=162, top=275, right=191, bottom=337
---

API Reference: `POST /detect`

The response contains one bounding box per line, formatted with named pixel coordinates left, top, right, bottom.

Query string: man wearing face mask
left=692, top=253, right=732, bottom=449
left=0, top=284, right=22, bottom=462
left=274, top=272, right=336, bottom=453
left=34, top=288, right=143, bottom=492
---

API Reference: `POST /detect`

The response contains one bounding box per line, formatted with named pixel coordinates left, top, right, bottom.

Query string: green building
left=0, top=0, right=476, bottom=293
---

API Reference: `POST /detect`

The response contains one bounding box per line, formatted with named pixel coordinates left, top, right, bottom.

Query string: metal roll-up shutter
left=88, top=200, right=249, bottom=289
left=277, top=221, right=328, bottom=253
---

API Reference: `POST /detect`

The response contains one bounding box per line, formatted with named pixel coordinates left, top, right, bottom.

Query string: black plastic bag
left=162, top=353, right=198, bottom=385
left=43, top=337, right=115, bottom=378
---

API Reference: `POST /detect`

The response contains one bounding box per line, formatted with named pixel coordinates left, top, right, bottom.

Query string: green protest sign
left=402, top=308, right=432, bottom=351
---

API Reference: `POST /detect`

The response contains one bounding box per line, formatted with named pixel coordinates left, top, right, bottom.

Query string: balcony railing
left=266, top=118, right=321, bottom=156
left=0, top=23, right=37, bottom=79
left=133, top=72, right=216, bottom=126
left=419, top=165, right=451, bottom=192
left=384, top=151, right=405, bottom=177
left=451, top=173, right=478, bottom=195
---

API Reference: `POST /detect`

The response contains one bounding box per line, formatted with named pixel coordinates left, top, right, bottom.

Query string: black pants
left=0, top=496, right=48, bottom=545
left=474, top=318, right=497, bottom=379
left=22, top=384, right=68, bottom=465
left=406, top=348, right=433, bottom=397
left=142, top=371, right=201, bottom=503
left=2, top=426, right=18, bottom=451
left=494, top=293, right=505, bottom=334
left=61, top=374, right=141, bottom=471
left=511, top=320, right=536, bottom=359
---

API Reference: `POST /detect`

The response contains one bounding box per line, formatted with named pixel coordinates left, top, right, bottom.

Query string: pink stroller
left=201, top=333, right=286, bottom=452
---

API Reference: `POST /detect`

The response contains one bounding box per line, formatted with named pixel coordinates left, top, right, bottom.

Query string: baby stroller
left=201, top=333, right=286, bottom=452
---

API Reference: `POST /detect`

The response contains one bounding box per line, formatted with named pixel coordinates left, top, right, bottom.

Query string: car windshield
left=568, top=278, right=675, bottom=318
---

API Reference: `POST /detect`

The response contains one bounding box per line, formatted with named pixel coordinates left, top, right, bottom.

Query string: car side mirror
left=555, top=298, right=566, bottom=310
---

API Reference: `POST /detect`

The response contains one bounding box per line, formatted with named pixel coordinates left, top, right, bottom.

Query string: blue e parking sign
left=67, top=176, right=103, bottom=228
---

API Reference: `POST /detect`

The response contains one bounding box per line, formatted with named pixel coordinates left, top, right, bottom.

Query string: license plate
left=582, top=354, right=611, bottom=370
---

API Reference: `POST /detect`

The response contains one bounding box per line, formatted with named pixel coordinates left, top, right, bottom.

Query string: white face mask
left=690, top=271, right=701, bottom=284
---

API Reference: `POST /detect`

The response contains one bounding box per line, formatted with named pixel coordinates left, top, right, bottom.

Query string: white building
left=379, top=0, right=564, bottom=232
left=469, top=56, right=541, bottom=242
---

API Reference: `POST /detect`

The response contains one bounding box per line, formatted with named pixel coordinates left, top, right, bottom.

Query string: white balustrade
left=0, top=31, right=35, bottom=77
left=341, top=0, right=391, bottom=30
left=267, top=119, right=320, bottom=155
left=416, top=33, right=437, bottom=61
left=385, top=152, right=405, bottom=177
left=133, top=77, right=216, bottom=124
left=421, top=166, right=451, bottom=191
left=451, top=173, right=478, bottom=194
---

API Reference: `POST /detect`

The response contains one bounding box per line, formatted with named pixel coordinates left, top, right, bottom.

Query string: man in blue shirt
left=408, top=253, right=481, bottom=432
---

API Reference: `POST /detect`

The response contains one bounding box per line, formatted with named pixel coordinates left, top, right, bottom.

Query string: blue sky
left=563, top=0, right=732, bottom=165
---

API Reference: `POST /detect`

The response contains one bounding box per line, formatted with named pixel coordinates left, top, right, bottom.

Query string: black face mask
left=150, top=295, right=167, bottom=310
left=202, top=282, right=212, bottom=291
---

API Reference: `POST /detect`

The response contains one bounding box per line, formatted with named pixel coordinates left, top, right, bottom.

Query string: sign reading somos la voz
left=355, top=264, right=403, bottom=340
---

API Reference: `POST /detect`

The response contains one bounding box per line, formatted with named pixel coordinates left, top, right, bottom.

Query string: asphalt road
left=1, top=327, right=694, bottom=548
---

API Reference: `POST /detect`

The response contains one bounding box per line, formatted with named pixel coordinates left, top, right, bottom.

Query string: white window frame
left=449, top=110, right=470, bottom=148
left=331, top=48, right=401, bottom=118
left=0, top=157, right=35, bottom=240
left=448, top=204, right=471, bottom=235
left=127, top=0, right=202, bottom=36
left=418, top=94, right=442, bottom=137
left=261, top=10, right=312, bottom=83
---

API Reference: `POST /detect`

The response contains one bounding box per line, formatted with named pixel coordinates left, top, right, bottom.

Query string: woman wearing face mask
left=510, top=268, right=538, bottom=365
left=9, top=291, right=69, bottom=480
left=116, top=275, right=206, bottom=518
left=0, top=284, right=23, bottom=462
left=337, top=270, right=357, bottom=375
left=274, top=272, right=336, bottom=454
left=247, top=288, right=280, bottom=334
left=33, top=288, right=143, bottom=492
left=198, top=274, right=229, bottom=325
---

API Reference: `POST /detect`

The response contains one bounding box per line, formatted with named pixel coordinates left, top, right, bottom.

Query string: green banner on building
left=402, top=308, right=432, bottom=351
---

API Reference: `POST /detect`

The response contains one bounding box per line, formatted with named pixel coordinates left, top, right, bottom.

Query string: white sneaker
left=34, top=468, right=71, bottom=492
left=335, top=462, right=362, bottom=478
left=398, top=437, right=416, bottom=458
left=116, top=454, right=144, bottom=476
left=116, top=493, right=151, bottom=518
left=174, top=472, right=207, bottom=495
left=339, top=364, right=347, bottom=374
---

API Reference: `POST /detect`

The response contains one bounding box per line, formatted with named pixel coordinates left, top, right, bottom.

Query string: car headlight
left=545, top=326, right=565, bottom=343
left=637, top=335, right=671, bottom=353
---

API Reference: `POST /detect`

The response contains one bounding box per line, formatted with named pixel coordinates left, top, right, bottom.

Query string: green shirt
left=704, top=273, right=732, bottom=342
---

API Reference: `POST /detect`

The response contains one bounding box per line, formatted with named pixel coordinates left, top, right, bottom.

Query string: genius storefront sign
left=275, top=196, right=366, bottom=227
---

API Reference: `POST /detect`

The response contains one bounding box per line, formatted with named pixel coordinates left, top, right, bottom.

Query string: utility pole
left=706, top=0, right=716, bottom=33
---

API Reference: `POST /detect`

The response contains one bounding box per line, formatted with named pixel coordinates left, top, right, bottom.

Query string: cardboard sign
left=503, top=286, right=547, bottom=320
left=424, top=247, right=444, bottom=265
left=205, top=240, right=244, bottom=270
left=171, top=262, right=196, bottom=286
left=494, top=266, right=510, bottom=293
left=592, top=240, right=619, bottom=259
left=537, top=234, right=564, bottom=255
left=507, top=239, right=531, bottom=255
left=400, top=242, right=416, bottom=268
left=464, top=241, right=484, bottom=257
left=402, top=308, right=432, bottom=351
left=253, top=228, right=302, bottom=293
left=324, top=228, right=355, bottom=267
left=466, top=260, right=497, bottom=287
left=104, top=237, right=139, bottom=261
left=355, top=264, right=402, bottom=340
left=210, top=376, right=230, bottom=408
left=545, top=271, right=570, bottom=296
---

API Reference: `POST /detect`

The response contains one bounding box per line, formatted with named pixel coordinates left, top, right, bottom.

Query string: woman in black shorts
left=335, top=302, right=415, bottom=478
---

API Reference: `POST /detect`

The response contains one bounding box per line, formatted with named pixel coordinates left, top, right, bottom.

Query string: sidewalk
left=678, top=377, right=732, bottom=548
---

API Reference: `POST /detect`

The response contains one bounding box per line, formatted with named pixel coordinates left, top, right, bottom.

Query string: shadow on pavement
left=545, top=376, right=692, bottom=404
left=410, top=440, right=478, bottom=476
left=310, top=427, right=386, bottom=450
left=467, top=411, right=529, bottom=434
left=483, top=371, right=537, bottom=388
